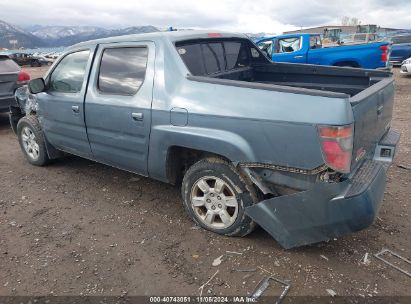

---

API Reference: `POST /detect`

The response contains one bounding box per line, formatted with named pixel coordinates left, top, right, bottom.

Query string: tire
left=30, top=61, right=41, bottom=67
left=17, top=115, right=49, bottom=166
left=181, top=157, right=257, bottom=237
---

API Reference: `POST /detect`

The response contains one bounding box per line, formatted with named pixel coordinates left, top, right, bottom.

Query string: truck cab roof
left=68, top=30, right=248, bottom=50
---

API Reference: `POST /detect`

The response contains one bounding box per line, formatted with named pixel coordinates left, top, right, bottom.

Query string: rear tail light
left=17, top=70, right=30, bottom=85
left=318, top=125, right=353, bottom=173
left=380, top=45, right=389, bottom=62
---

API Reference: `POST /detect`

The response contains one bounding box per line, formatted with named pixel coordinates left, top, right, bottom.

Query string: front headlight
left=403, top=60, right=411, bottom=65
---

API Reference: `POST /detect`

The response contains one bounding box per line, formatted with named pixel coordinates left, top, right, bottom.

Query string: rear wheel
left=181, top=157, right=257, bottom=237
left=17, top=116, right=49, bottom=166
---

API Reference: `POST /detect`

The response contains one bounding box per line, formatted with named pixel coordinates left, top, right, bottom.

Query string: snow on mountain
left=0, top=20, right=160, bottom=49
left=29, top=25, right=160, bottom=46
left=0, top=20, right=47, bottom=48
left=31, top=26, right=106, bottom=40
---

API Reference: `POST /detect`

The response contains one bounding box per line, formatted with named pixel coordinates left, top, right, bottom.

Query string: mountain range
left=0, top=20, right=47, bottom=48
left=0, top=19, right=159, bottom=48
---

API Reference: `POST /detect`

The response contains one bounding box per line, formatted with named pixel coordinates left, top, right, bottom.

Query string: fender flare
left=147, top=125, right=256, bottom=182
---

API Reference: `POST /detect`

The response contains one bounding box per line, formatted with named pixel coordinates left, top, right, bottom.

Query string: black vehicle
left=0, top=55, right=30, bottom=112
left=9, top=52, right=43, bottom=67
left=35, top=56, right=53, bottom=66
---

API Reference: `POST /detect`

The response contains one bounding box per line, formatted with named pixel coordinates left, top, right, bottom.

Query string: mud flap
left=245, top=180, right=351, bottom=249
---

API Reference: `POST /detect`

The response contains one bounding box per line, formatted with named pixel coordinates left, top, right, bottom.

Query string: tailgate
left=350, top=77, right=395, bottom=169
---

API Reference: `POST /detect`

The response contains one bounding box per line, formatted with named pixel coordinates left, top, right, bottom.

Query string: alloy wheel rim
left=21, top=126, right=39, bottom=160
left=190, top=176, right=239, bottom=229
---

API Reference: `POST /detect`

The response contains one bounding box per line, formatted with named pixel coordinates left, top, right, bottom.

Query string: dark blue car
left=390, top=34, right=411, bottom=65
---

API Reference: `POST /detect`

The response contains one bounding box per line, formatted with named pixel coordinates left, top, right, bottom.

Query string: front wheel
left=181, top=157, right=257, bottom=237
left=17, top=116, right=49, bottom=166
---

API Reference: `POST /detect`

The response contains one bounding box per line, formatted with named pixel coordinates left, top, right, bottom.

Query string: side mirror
left=28, top=78, right=46, bottom=94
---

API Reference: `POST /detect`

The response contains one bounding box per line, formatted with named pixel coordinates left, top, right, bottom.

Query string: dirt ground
left=0, top=66, right=410, bottom=299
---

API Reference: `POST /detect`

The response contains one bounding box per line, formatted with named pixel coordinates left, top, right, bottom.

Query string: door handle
left=377, top=105, right=384, bottom=115
left=72, top=105, right=79, bottom=113
left=294, top=55, right=304, bottom=59
left=132, top=112, right=143, bottom=121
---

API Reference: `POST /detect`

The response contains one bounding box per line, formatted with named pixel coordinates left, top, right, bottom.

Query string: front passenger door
left=36, top=49, right=95, bottom=158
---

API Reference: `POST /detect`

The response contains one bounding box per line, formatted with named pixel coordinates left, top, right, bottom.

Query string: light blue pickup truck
left=257, top=33, right=391, bottom=69
left=10, top=31, right=400, bottom=249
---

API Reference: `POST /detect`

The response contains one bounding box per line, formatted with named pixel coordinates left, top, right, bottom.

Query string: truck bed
left=204, top=62, right=391, bottom=97
left=188, top=62, right=395, bottom=173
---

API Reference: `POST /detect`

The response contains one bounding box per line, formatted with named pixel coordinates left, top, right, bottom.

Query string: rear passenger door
left=85, top=42, right=154, bottom=175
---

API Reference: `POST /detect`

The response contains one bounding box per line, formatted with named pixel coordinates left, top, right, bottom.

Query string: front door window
left=48, top=50, right=90, bottom=93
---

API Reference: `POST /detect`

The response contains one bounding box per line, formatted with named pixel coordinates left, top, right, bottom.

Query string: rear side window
left=49, top=50, right=90, bottom=93
left=177, top=44, right=205, bottom=75
left=176, top=39, right=251, bottom=76
left=98, top=47, right=148, bottom=95
left=309, top=36, right=322, bottom=49
left=202, top=43, right=224, bottom=74
left=0, top=58, right=19, bottom=73
left=224, top=42, right=245, bottom=69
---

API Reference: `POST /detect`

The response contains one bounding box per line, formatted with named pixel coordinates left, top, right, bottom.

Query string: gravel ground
left=0, top=66, right=410, bottom=299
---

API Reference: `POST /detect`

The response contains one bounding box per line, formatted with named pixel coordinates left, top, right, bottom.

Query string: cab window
left=309, top=35, right=322, bottom=49
left=98, top=47, right=148, bottom=95
left=176, top=39, right=254, bottom=76
left=276, top=37, right=302, bottom=53
left=49, top=50, right=90, bottom=93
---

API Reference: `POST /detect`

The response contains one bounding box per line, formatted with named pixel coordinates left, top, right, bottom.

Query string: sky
left=1, top=0, right=410, bottom=33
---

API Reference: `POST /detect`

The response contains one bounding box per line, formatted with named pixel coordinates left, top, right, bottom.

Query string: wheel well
left=166, top=146, right=229, bottom=185
left=9, top=106, right=24, bottom=134
left=333, top=61, right=361, bottom=68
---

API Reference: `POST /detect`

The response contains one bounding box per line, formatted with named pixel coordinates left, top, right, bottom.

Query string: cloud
left=0, top=0, right=410, bottom=33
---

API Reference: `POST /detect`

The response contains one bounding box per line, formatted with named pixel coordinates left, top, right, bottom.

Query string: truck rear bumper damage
left=245, top=161, right=386, bottom=249
left=245, top=129, right=400, bottom=249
